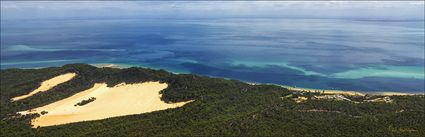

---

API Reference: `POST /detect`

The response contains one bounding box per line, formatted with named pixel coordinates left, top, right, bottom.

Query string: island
left=1, top=64, right=424, bottom=136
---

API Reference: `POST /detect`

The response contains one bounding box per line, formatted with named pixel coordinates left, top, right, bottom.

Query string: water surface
left=1, top=18, right=424, bottom=92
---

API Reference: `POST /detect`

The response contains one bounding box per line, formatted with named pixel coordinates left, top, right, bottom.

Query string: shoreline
left=278, top=85, right=422, bottom=96
left=7, top=63, right=423, bottom=96
left=93, top=63, right=424, bottom=96
left=247, top=82, right=423, bottom=96
left=91, top=63, right=131, bottom=69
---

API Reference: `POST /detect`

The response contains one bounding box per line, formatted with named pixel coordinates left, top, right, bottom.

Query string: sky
left=1, top=1, right=424, bottom=20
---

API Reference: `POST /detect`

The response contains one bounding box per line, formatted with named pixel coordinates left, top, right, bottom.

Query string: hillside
left=1, top=64, right=424, bottom=137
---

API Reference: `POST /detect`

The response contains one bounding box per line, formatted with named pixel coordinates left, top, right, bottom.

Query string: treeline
left=74, top=97, right=96, bottom=107
left=0, top=64, right=424, bottom=137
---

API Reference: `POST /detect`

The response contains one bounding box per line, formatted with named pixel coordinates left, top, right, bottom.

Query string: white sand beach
left=283, top=86, right=419, bottom=96
left=91, top=63, right=122, bottom=68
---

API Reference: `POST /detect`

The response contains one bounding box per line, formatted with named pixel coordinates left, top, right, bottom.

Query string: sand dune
left=19, top=82, right=192, bottom=127
left=12, top=73, right=77, bottom=101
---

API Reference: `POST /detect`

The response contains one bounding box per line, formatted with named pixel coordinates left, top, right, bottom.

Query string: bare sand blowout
left=19, top=82, right=192, bottom=127
left=11, top=73, right=77, bottom=101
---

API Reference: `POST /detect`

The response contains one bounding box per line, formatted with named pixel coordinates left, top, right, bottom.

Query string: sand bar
left=12, top=73, right=77, bottom=101
left=19, top=82, right=192, bottom=127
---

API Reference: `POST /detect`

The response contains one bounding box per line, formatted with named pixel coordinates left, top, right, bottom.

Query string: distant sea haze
left=1, top=18, right=424, bottom=92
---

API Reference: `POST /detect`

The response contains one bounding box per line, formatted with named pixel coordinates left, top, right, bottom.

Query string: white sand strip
left=12, top=73, right=77, bottom=101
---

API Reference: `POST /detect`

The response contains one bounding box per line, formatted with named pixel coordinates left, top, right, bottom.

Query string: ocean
left=1, top=18, right=424, bottom=92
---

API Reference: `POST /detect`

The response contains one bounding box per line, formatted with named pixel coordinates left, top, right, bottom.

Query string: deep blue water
left=1, top=18, right=424, bottom=92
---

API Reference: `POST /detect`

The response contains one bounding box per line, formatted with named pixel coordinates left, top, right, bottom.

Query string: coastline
left=278, top=85, right=422, bottom=96
left=245, top=82, right=423, bottom=96
left=92, top=63, right=424, bottom=96
left=91, top=63, right=131, bottom=69
left=6, top=63, right=422, bottom=96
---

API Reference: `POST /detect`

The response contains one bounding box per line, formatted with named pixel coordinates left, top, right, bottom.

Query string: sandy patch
left=283, top=86, right=365, bottom=96
left=367, top=92, right=417, bottom=96
left=282, top=85, right=420, bottom=96
left=293, top=96, right=308, bottom=103
left=91, top=63, right=121, bottom=68
left=250, top=83, right=420, bottom=96
left=12, top=73, right=77, bottom=101
left=19, top=82, right=192, bottom=127
left=321, top=91, right=365, bottom=96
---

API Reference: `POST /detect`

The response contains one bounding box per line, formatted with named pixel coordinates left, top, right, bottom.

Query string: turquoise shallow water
left=1, top=18, right=424, bottom=92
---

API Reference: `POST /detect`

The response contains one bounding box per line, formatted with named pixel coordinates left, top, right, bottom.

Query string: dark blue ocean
left=1, top=18, right=424, bottom=92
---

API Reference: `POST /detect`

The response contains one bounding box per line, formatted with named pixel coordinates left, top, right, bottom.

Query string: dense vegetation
left=74, top=97, right=96, bottom=107
left=1, top=64, right=424, bottom=137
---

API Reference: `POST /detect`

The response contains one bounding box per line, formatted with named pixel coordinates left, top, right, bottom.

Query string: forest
left=1, top=64, right=424, bottom=137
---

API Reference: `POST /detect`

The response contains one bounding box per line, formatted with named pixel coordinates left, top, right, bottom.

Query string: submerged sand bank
left=12, top=73, right=77, bottom=101
left=20, top=82, right=192, bottom=127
